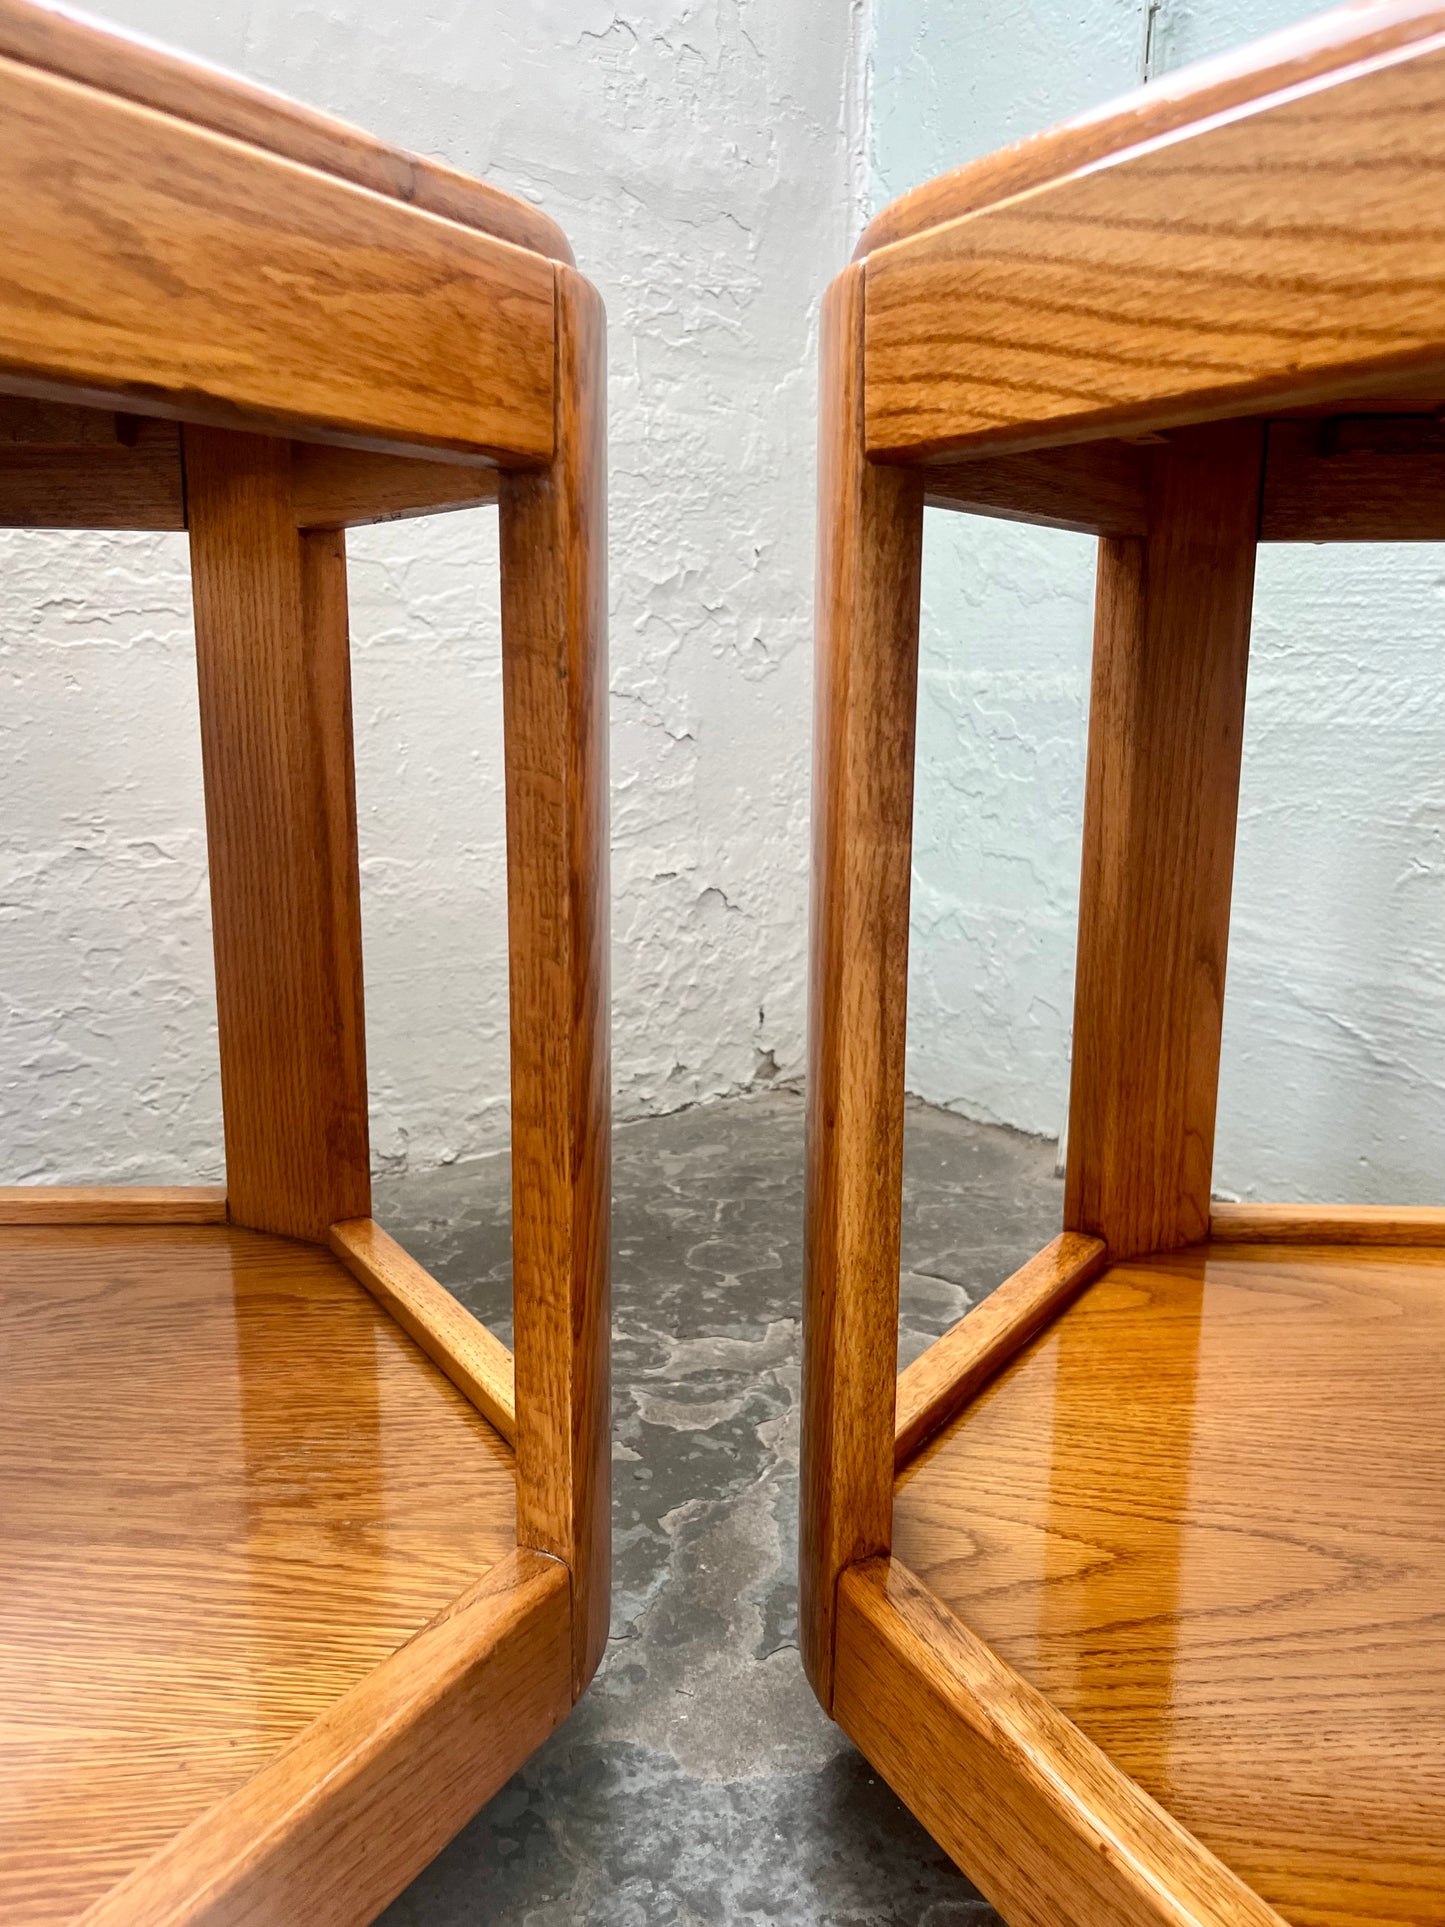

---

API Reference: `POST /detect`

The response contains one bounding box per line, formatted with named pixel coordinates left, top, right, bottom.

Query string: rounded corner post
left=801, top=261, right=924, bottom=1708
left=499, top=262, right=612, bottom=1699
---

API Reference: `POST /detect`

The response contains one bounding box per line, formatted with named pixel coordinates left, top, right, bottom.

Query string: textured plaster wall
left=873, top=0, right=1445, bottom=1202
left=1, top=0, right=863, bottom=1181
left=13, top=0, right=1437, bottom=1207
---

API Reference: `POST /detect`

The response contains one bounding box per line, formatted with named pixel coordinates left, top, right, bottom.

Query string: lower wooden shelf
left=858, top=1239, right=1445, bottom=1927
left=0, top=1221, right=568, bottom=1926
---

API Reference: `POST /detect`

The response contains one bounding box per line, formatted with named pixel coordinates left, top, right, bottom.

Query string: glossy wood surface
left=836, top=1559, right=1285, bottom=1927
left=894, top=1233, right=1105, bottom=1470
left=0, top=51, right=554, bottom=460
left=0, top=1185, right=226, bottom=1224
left=0, top=0, right=572, bottom=265
left=499, top=266, right=612, bottom=1697
left=1065, top=426, right=1261, bottom=1260
left=1212, top=1200, right=1445, bottom=1243
left=187, top=429, right=371, bottom=1244
left=800, top=263, right=925, bottom=1708
left=855, top=0, right=1445, bottom=258
left=0, top=1223, right=517, bottom=1926
left=814, top=16, right=1445, bottom=1919
left=864, top=29, right=1445, bottom=459
left=330, top=1217, right=517, bottom=1444
left=83, top=1552, right=570, bottom=1927
left=894, top=1241, right=1445, bottom=1927
left=0, top=15, right=603, bottom=1915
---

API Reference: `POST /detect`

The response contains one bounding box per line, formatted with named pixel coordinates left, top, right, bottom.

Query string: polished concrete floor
left=376, top=1087, right=1064, bottom=1926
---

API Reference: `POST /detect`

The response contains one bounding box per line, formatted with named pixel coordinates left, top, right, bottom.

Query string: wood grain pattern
left=498, top=266, right=611, bottom=1698
left=0, top=396, right=125, bottom=443
left=0, top=426, right=500, bottom=532
left=923, top=416, right=1445, bottom=542
left=800, top=265, right=925, bottom=1709
left=1261, top=415, right=1445, bottom=540
left=863, top=32, right=1445, bottom=459
left=186, top=428, right=370, bottom=1244
left=290, top=442, right=498, bottom=530
left=0, top=20, right=591, bottom=1918
left=894, top=1241, right=1445, bottom=1927
left=856, top=0, right=1445, bottom=258
left=1065, top=426, right=1262, bottom=1260
left=0, top=416, right=182, bottom=528
left=79, top=1551, right=570, bottom=1927
left=0, top=0, right=573, bottom=266
left=835, top=1559, right=1287, bottom=1927
left=0, top=1222, right=517, bottom=1926
left=1211, top=1200, right=1445, bottom=1243
left=0, top=52, right=554, bottom=461
left=0, top=1186, right=226, bottom=1225
left=924, top=440, right=1148, bottom=535
left=267, top=402, right=1445, bottom=549
left=894, top=1233, right=1106, bottom=1470
left=330, top=1218, right=516, bottom=1444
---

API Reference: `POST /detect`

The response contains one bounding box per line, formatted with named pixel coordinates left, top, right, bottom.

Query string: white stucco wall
left=11, top=0, right=1439, bottom=1204
left=873, top=0, right=1445, bottom=1202
left=1, top=0, right=863, bottom=1181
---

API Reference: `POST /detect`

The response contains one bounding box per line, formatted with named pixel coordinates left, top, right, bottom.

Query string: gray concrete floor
left=375, top=1087, right=1064, bottom=1926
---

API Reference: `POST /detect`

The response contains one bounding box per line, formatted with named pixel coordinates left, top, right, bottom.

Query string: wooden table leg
left=801, top=263, right=925, bottom=1711
left=1065, top=422, right=1265, bottom=1261
left=186, top=427, right=370, bottom=1243
left=500, top=265, right=611, bottom=1698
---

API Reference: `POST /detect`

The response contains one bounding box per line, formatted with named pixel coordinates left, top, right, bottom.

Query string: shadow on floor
left=376, top=1087, right=1062, bottom=1925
